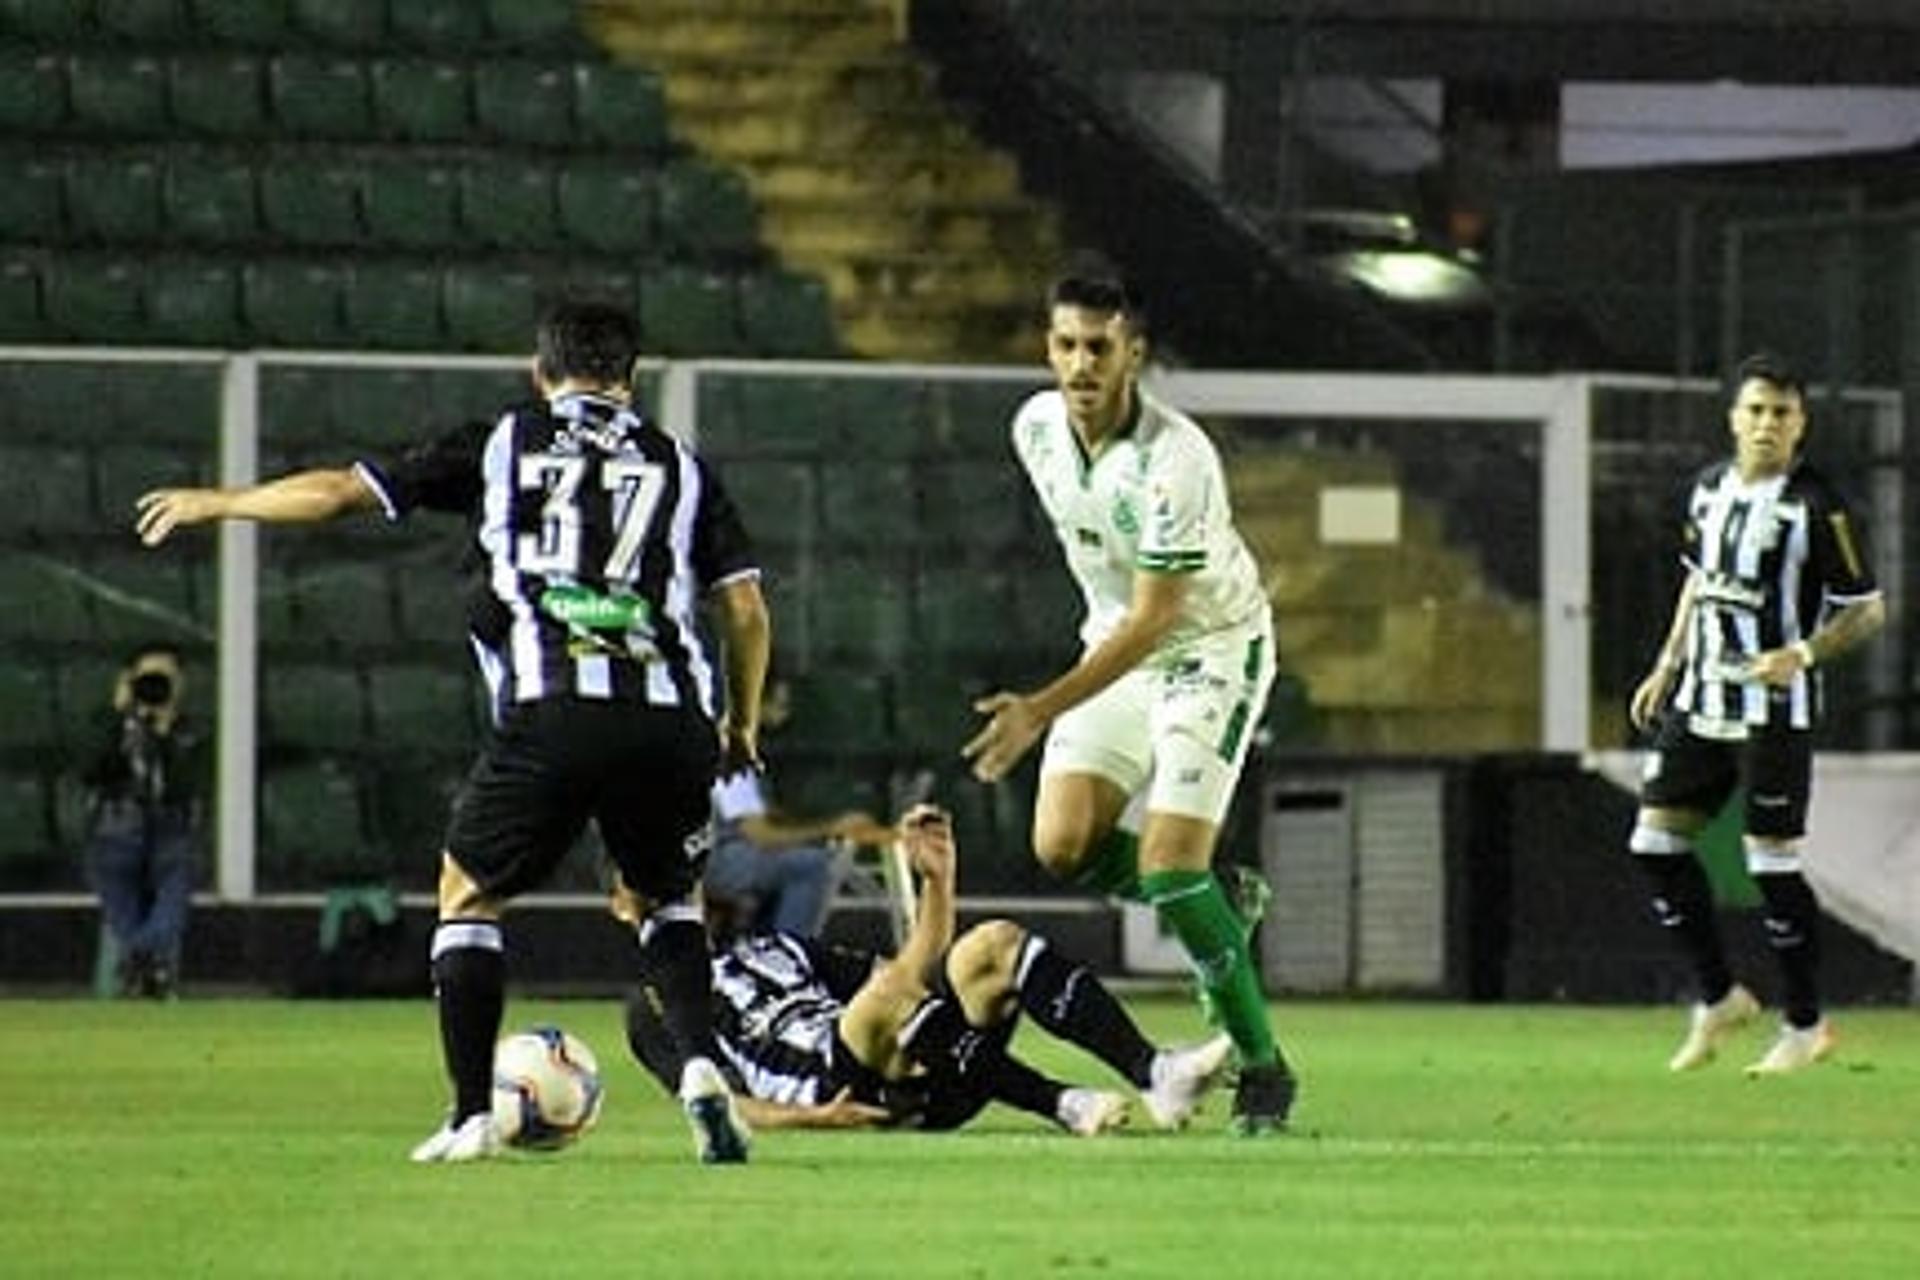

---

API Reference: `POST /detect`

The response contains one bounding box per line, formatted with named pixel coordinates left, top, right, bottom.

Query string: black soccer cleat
left=1230, top=1062, right=1296, bottom=1137
left=681, top=1057, right=751, bottom=1165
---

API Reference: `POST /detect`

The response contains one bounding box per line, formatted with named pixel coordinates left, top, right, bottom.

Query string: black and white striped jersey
left=709, top=931, right=876, bottom=1106
left=1672, top=457, right=1878, bottom=733
left=355, top=391, right=758, bottom=721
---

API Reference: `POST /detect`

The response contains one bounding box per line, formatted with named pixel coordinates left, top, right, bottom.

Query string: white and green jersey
left=1010, top=385, right=1270, bottom=659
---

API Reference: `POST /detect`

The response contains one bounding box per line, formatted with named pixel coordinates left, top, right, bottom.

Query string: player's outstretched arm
left=733, top=1089, right=889, bottom=1131
left=135, top=467, right=379, bottom=546
left=889, top=805, right=957, bottom=987
left=707, top=575, right=770, bottom=776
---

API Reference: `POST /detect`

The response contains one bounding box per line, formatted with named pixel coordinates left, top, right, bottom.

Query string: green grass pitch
left=4, top=997, right=1917, bottom=1278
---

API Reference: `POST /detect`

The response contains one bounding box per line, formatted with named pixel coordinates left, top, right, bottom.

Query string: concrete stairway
left=1227, top=451, right=1541, bottom=753
left=587, top=0, right=1063, bottom=363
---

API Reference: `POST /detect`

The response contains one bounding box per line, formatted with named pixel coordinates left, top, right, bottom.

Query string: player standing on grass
left=962, top=257, right=1295, bottom=1135
left=135, top=301, right=765, bottom=1164
left=1626, top=351, right=1885, bottom=1076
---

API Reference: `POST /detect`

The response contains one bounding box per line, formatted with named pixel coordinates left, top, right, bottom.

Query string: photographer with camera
left=82, top=643, right=209, bottom=999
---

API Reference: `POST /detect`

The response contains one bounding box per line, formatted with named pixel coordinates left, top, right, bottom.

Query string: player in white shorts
left=963, top=257, right=1294, bottom=1135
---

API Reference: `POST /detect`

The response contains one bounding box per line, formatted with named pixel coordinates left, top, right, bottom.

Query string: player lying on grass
left=620, top=805, right=1233, bottom=1137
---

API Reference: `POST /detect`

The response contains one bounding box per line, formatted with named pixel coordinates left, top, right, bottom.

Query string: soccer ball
left=491, top=1026, right=604, bottom=1151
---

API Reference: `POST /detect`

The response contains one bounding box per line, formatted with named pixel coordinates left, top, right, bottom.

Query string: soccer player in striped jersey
left=135, top=301, right=766, bottom=1163
left=623, top=806, right=1234, bottom=1136
left=1626, top=352, right=1885, bottom=1076
left=961, top=258, right=1294, bottom=1134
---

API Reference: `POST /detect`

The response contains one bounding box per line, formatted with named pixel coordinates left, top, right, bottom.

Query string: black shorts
left=444, top=697, right=718, bottom=902
left=894, top=984, right=1017, bottom=1132
left=1640, top=715, right=1813, bottom=840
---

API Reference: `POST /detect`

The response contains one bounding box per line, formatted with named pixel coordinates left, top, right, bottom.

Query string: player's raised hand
left=135, top=487, right=227, bottom=546
left=897, top=803, right=954, bottom=883
left=962, top=691, right=1044, bottom=782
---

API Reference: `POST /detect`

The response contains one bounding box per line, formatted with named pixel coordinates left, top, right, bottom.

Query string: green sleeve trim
left=1137, top=549, right=1206, bottom=573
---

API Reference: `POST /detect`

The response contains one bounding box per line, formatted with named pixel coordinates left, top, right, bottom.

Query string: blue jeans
left=88, top=813, right=197, bottom=970
left=702, top=828, right=836, bottom=937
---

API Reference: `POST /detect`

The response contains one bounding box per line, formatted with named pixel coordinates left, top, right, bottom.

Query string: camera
left=130, top=671, right=175, bottom=707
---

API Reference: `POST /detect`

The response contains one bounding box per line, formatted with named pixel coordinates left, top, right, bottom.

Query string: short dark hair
left=1048, top=253, right=1145, bottom=335
left=1731, top=350, right=1805, bottom=403
left=535, top=300, right=642, bottom=387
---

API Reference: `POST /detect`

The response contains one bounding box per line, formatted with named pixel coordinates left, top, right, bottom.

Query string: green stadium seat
left=363, top=160, right=456, bottom=247
left=98, top=0, right=191, bottom=42
left=259, top=365, right=332, bottom=443
left=0, top=160, right=63, bottom=240
left=189, top=0, right=288, bottom=45
left=0, top=663, right=54, bottom=750
left=108, top=363, right=222, bottom=446
left=395, top=571, right=468, bottom=644
left=259, top=161, right=363, bottom=246
left=1, top=361, right=106, bottom=442
left=144, top=259, right=243, bottom=346
left=289, top=0, right=386, bottom=48
left=344, top=263, right=444, bottom=351
left=572, top=63, right=668, bottom=151
left=264, top=662, right=365, bottom=750
left=912, top=566, right=1013, bottom=660
left=715, top=461, right=815, bottom=545
left=473, top=61, right=572, bottom=148
left=657, top=159, right=759, bottom=257
left=390, top=0, right=485, bottom=52
left=242, top=260, right=348, bottom=347
left=0, top=259, right=39, bottom=341
left=918, top=461, right=1025, bottom=551
left=163, top=153, right=259, bottom=244
left=369, top=59, right=471, bottom=142
left=809, top=559, right=910, bottom=664
left=41, top=258, right=146, bottom=343
left=53, top=659, right=123, bottom=754
left=329, top=367, right=433, bottom=447
left=366, top=663, right=479, bottom=751
left=65, top=155, right=163, bottom=242
left=94, top=443, right=202, bottom=524
left=0, top=551, right=94, bottom=642
left=484, top=0, right=578, bottom=51
left=88, top=551, right=199, bottom=646
left=458, top=160, right=557, bottom=249
left=736, top=269, right=839, bottom=358
left=69, top=55, right=167, bottom=135
left=426, top=365, right=524, bottom=423
left=167, top=54, right=266, bottom=136
left=638, top=266, right=739, bottom=357
left=269, top=54, right=371, bottom=137
left=293, top=560, right=394, bottom=649
left=0, top=0, right=90, bottom=40
left=832, top=379, right=929, bottom=461
left=443, top=264, right=536, bottom=352
left=820, top=461, right=914, bottom=547
left=0, top=53, right=66, bottom=131
left=261, top=760, right=366, bottom=880
left=0, top=772, right=51, bottom=868
left=891, top=672, right=978, bottom=755
left=0, top=444, right=93, bottom=536
left=255, top=559, right=299, bottom=645
left=783, top=669, right=888, bottom=753
left=556, top=164, right=656, bottom=253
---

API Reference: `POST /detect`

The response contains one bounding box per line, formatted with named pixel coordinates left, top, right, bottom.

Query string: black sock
left=635, top=913, right=720, bottom=1085
left=429, top=920, right=505, bottom=1123
left=985, top=1053, right=1068, bottom=1122
left=1753, top=872, right=1823, bottom=1028
left=1630, top=853, right=1734, bottom=1003
left=1014, top=935, right=1156, bottom=1089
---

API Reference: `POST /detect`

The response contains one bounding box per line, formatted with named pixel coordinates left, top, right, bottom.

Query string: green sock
left=1141, top=868, right=1279, bottom=1067
left=1074, top=828, right=1143, bottom=902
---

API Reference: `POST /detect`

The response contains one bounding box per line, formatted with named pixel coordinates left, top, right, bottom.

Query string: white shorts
left=1040, top=628, right=1275, bottom=824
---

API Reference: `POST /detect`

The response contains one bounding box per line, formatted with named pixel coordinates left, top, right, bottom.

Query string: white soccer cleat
left=1667, top=983, right=1761, bottom=1072
left=1141, top=1033, right=1234, bottom=1130
left=409, top=1111, right=501, bottom=1164
left=1056, top=1087, right=1130, bottom=1137
left=1745, top=1020, right=1837, bottom=1077
left=680, top=1056, right=751, bottom=1164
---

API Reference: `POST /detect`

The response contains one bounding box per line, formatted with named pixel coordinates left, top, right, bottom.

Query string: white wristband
left=1791, top=640, right=1816, bottom=669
